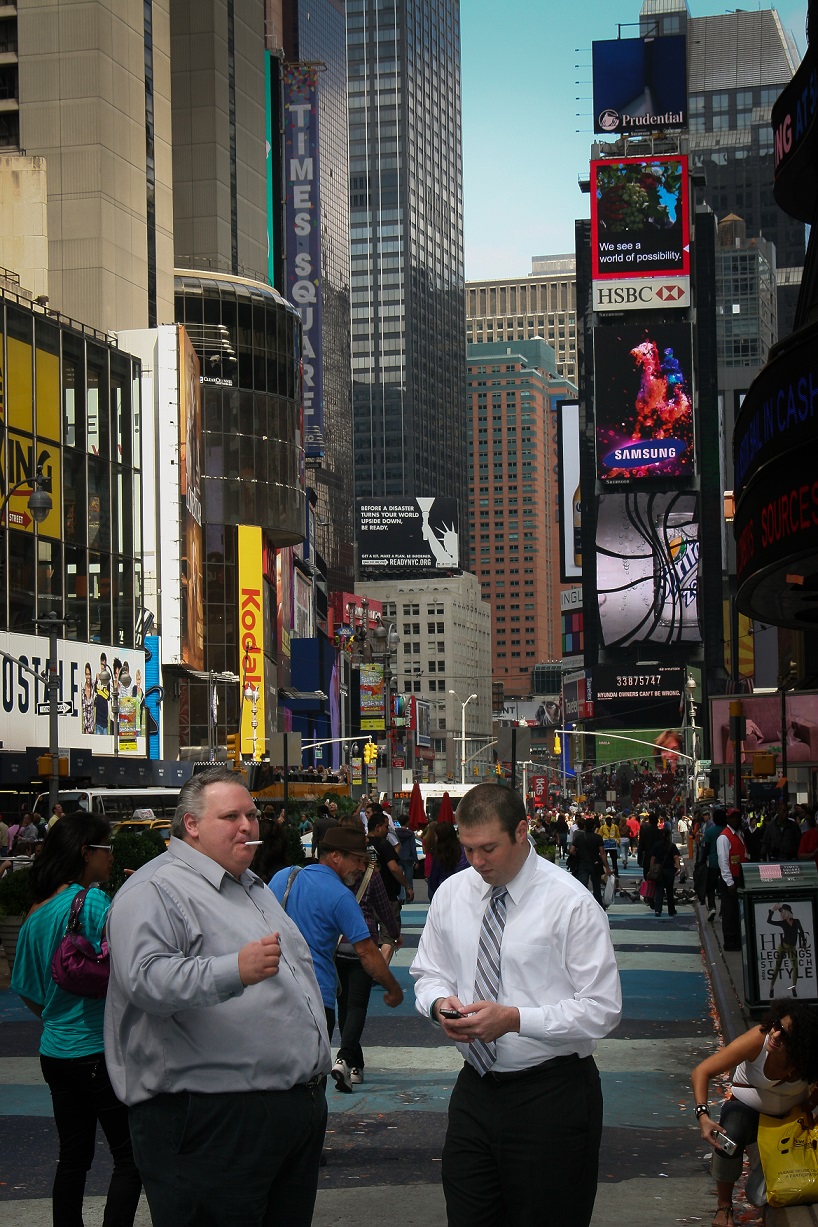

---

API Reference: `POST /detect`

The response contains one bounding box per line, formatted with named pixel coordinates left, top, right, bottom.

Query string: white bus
left=33, top=786, right=182, bottom=823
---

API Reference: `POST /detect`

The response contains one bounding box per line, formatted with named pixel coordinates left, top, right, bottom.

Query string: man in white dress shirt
left=411, top=783, right=622, bottom=1227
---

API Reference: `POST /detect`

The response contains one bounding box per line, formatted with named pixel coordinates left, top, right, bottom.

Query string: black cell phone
left=439, top=1007, right=463, bottom=1019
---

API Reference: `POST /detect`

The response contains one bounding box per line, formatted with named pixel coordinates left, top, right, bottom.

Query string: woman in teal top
left=11, top=813, right=141, bottom=1227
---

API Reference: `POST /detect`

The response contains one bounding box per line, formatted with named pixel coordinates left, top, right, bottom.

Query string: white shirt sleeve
left=717, top=831, right=733, bottom=886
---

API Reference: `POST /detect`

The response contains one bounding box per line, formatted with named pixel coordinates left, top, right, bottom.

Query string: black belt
left=304, top=1073, right=327, bottom=1090
left=467, top=1053, right=581, bottom=1083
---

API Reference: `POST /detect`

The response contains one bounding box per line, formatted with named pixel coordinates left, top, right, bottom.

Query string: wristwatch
left=694, top=1103, right=709, bottom=1119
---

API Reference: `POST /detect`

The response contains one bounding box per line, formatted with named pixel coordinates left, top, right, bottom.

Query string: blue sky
left=460, top=0, right=808, bottom=280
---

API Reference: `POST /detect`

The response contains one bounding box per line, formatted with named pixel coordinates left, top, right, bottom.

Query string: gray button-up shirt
left=104, top=838, right=330, bottom=1106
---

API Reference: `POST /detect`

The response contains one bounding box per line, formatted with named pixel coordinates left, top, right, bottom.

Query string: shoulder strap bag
left=51, top=888, right=110, bottom=999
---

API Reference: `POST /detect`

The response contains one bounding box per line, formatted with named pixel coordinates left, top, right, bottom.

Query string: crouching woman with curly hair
left=691, top=999, right=818, bottom=1227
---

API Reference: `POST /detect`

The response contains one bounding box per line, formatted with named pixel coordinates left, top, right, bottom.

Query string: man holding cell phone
left=411, top=784, right=622, bottom=1227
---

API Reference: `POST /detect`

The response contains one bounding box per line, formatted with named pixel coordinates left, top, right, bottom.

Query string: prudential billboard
left=592, top=35, right=687, bottom=135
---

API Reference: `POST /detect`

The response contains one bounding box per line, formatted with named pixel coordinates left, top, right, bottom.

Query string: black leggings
left=40, top=1052, right=141, bottom=1227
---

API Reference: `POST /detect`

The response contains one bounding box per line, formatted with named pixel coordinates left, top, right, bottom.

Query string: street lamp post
left=684, top=674, right=698, bottom=810
left=373, top=619, right=400, bottom=795
left=244, top=683, right=260, bottom=762
left=449, top=690, right=477, bottom=785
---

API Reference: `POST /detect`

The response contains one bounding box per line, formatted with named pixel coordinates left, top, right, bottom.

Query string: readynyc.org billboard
left=358, top=499, right=460, bottom=574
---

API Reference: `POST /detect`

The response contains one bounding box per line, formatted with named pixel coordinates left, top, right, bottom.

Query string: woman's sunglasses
left=770, top=1019, right=793, bottom=1045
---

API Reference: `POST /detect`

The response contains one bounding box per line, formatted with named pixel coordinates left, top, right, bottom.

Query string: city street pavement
left=1, top=860, right=816, bottom=1226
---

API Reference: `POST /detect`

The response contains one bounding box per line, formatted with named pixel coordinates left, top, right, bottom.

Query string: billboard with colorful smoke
left=594, top=321, right=694, bottom=481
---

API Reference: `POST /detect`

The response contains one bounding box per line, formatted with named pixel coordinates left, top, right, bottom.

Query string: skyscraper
left=346, top=0, right=467, bottom=516
left=466, top=257, right=578, bottom=383
left=466, top=339, right=577, bottom=698
left=5, top=0, right=175, bottom=332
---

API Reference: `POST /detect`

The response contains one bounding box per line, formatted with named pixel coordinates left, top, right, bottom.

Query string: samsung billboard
left=358, top=499, right=460, bottom=574
left=592, top=35, right=687, bottom=135
left=595, top=322, right=694, bottom=482
left=591, top=155, right=690, bottom=281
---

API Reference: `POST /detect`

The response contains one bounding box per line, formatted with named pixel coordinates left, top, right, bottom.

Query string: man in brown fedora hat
left=270, top=824, right=403, bottom=1092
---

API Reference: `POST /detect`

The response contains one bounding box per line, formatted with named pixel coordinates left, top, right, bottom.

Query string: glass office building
left=0, top=289, right=143, bottom=647
left=173, top=271, right=304, bottom=748
left=346, top=0, right=467, bottom=522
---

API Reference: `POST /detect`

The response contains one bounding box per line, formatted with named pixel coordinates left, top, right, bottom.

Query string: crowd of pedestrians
left=5, top=770, right=818, bottom=1226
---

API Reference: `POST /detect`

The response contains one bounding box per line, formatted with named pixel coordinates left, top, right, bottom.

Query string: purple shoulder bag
left=51, top=887, right=110, bottom=998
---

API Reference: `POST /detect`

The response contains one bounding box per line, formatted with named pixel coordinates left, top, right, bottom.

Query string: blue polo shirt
left=270, top=863, right=370, bottom=1008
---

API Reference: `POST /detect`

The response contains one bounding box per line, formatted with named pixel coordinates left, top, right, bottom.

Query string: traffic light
left=226, top=733, right=240, bottom=767
left=553, top=733, right=561, bottom=755
left=364, top=741, right=378, bottom=764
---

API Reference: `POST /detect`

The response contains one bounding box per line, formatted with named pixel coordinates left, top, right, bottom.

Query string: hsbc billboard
left=593, top=276, right=690, bottom=313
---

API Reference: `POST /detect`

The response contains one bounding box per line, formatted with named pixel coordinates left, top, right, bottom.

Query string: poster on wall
left=596, top=490, right=701, bottom=647
left=753, top=897, right=817, bottom=1003
left=557, top=401, right=582, bottom=581
left=358, top=499, right=460, bottom=573
left=595, top=322, right=694, bottom=481
left=0, top=633, right=147, bottom=754
left=360, top=662, right=385, bottom=731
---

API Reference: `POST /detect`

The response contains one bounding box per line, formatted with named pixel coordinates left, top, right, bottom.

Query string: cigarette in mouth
left=244, top=840, right=263, bottom=846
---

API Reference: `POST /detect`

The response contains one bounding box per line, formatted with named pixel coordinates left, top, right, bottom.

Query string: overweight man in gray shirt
left=104, top=766, right=331, bottom=1227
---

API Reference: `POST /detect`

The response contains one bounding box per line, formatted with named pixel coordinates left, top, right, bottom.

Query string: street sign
left=36, top=701, right=75, bottom=717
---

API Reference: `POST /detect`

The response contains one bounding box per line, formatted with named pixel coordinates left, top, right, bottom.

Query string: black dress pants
left=129, top=1081, right=327, bottom=1227
left=720, top=880, right=742, bottom=949
left=40, top=1052, right=141, bottom=1227
left=442, top=1056, right=602, bottom=1227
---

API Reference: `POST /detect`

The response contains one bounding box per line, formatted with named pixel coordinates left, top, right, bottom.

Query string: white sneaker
left=350, top=1067, right=364, bottom=1084
left=331, top=1057, right=353, bottom=1093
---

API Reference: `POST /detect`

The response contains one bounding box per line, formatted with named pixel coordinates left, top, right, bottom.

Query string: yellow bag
left=757, top=1106, right=818, bottom=1207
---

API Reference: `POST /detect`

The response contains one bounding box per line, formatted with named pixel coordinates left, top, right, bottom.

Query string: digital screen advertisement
left=710, top=693, right=818, bottom=767
left=592, top=35, right=688, bottom=135
left=557, top=401, right=582, bottom=581
left=593, top=666, right=685, bottom=703
left=591, top=155, right=690, bottom=281
left=596, top=490, right=701, bottom=647
left=594, top=321, right=694, bottom=481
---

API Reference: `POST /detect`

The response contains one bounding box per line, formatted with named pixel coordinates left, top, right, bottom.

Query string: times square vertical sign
left=283, top=65, right=324, bottom=457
